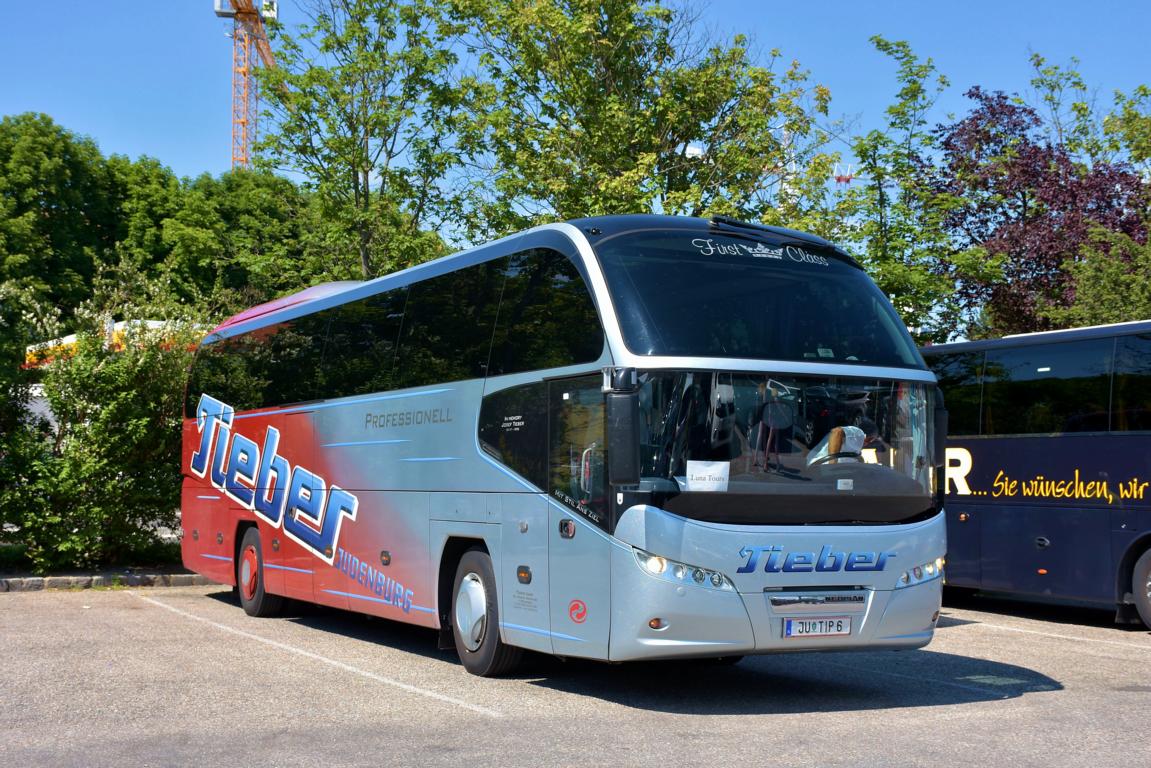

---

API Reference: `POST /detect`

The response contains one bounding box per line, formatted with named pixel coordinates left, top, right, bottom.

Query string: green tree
left=109, top=155, right=185, bottom=270
left=453, top=0, right=840, bottom=238
left=1106, top=84, right=1151, bottom=171
left=161, top=170, right=322, bottom=313
left=257, top=0, right=458, bottom=277
left=1042, top=227, right=1151, bottom=327
left=843, top=37, right=961, bottom=341
left=0, top=113, right=120, bottom=315
left=1026, top=54, right=1116, bottom=165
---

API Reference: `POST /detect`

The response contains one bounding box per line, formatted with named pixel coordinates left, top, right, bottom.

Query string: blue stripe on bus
left=231, top=388, right=453, bottom=420
left=202, top=554, right=232, bottom=562
left=322, top=590, right=435, bottom=613
left=264, top=563, right=313, bottom=575
left=401, top=457, right=460, bottom=463
left=322, top=439, right=410, bottom=448
left=501, top=622, right=586, bottom=643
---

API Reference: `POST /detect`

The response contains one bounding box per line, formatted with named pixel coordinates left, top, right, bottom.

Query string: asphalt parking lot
left=2, top=586, right=1149, bottom=767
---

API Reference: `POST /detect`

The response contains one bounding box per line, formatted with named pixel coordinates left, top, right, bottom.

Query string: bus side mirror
left=606, top=391, right=641, bottom=486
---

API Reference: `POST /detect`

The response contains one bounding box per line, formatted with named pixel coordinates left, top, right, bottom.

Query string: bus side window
left=395, top=260, right=504, bottom=388
left=981, top=339, right=1113, bottom=435
left=1114, top=334, right=1151, bottom=431
left=185, top=316, right=328, bottom=414
left=319, top=287, right=408, bottom=399
left=928, top=351, right=984, bottom=436
left=489, top=248, right=604, bottom=376
left=477, top=382, right=549, bottom=489
left=548, top=375, right=608, bottom=527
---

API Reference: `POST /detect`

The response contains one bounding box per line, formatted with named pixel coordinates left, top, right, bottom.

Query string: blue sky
left=1, top=1, right=1148, bottom=179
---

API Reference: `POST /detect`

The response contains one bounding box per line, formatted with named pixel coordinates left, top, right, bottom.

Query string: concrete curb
left=0, top=573, right=214, bottom=592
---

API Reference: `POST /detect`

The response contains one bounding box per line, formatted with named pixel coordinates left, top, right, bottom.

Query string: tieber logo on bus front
left=737, top=545, right=895, bottom=573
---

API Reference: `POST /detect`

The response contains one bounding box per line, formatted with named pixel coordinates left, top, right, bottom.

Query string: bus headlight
left=896, top=557, right=945, bottom=589
left=633, top=548, right=735, bottom=591
left=641, top=555, right=667, bottom=575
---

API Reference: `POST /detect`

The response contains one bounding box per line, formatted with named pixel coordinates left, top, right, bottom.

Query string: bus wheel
left=237, top=527, right=283, bottom=618
left=451, top=549, right=522, bottom=677
left=1133, top=549, right=1151, bottom=629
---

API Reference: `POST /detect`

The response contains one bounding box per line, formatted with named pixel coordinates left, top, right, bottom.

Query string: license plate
left=783, top=616, right=851, bottom=638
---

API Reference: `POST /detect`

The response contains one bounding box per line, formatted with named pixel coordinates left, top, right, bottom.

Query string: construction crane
left=215, top=1, right=278, bottom=169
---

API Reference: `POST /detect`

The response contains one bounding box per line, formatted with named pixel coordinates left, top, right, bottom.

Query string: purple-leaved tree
left=933, top=88, right=1147, bottom=336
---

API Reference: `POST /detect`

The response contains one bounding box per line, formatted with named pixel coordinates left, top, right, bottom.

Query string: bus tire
left=237, top=527, right=283, bottom=618
left=451, top=549, right=521, bottom=677
left=1133, top=549, right=1151, bottom=629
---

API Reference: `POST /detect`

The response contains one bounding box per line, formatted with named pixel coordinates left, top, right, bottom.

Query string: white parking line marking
left=963, top=620, right=1151, bottom=651
left=132, top=593, right=502, bottom=718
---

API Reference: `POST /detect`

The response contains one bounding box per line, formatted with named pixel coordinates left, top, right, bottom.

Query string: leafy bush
left=2, top=308, right=200, bottom=572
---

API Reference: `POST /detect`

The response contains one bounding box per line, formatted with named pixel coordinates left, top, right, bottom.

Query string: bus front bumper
left=608, top=545, right=942, bottom=661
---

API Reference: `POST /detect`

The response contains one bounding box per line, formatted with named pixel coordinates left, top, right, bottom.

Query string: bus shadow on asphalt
left=208, top=589, right=1060, bottom=714
left=935, top=612, right=979, bottom=628
left=943, top=588, right=1149, bottom=632
left=205, top=589, right=462, bottom=664
left=516, top=649, right=1061, bottom=714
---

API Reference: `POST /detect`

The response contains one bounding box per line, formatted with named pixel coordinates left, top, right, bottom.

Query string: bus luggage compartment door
left=981, top=504, right=1111, bottom=602
left=498, top=493, right=552, bottom=654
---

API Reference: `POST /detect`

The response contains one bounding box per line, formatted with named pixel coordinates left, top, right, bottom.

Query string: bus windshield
left=635, top=370, right=937, bottom=525
left=593, top=228, right=923, bottom=368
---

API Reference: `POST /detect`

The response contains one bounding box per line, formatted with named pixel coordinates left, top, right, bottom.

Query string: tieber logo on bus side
left=189, top=393, right=358, bottom=565
left=737, top=545, right=896, bottom=573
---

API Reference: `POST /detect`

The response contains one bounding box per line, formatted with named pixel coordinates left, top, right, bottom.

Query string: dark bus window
left=185, top=335, right=260, bottom=415
left=548, top=375, right=608, bottom=526
left=1113, top=334, right=1151, bottom=431
left=925, top=351, right=983, bottom=436
left=319, top=287, right=408, bottom=399
left=489, top=248, right=604, bottom=376
left=478, top=381, right=549, bottom=489
left=185, top=315, right=328, bottom=414
left=395, top=260, right=504, bottom=388
left=592, top=230, right=922, bottom=367
left=981, top=339, right=1113, bottom=435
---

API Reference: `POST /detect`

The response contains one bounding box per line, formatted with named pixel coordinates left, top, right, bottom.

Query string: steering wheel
left=808, top=451, right=862, bottom=467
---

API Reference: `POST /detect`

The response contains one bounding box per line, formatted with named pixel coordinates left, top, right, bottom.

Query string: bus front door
left=547, top=375, right=611, bottom=658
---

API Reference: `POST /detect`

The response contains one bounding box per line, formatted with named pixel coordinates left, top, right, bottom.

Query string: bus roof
left=202, top=214, right=861, bottom=345
left=567, top=214, right=859, bottom=267
left=922, top=319, right=1151, bottom=355
left=210, top=281, right=362, bottom=335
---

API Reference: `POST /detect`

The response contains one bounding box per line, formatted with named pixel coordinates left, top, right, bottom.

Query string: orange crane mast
left=215, top=1, right=278, bottom=169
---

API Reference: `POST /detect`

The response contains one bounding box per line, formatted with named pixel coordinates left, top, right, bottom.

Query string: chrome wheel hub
left=455, top=572, right=487, bottom=652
